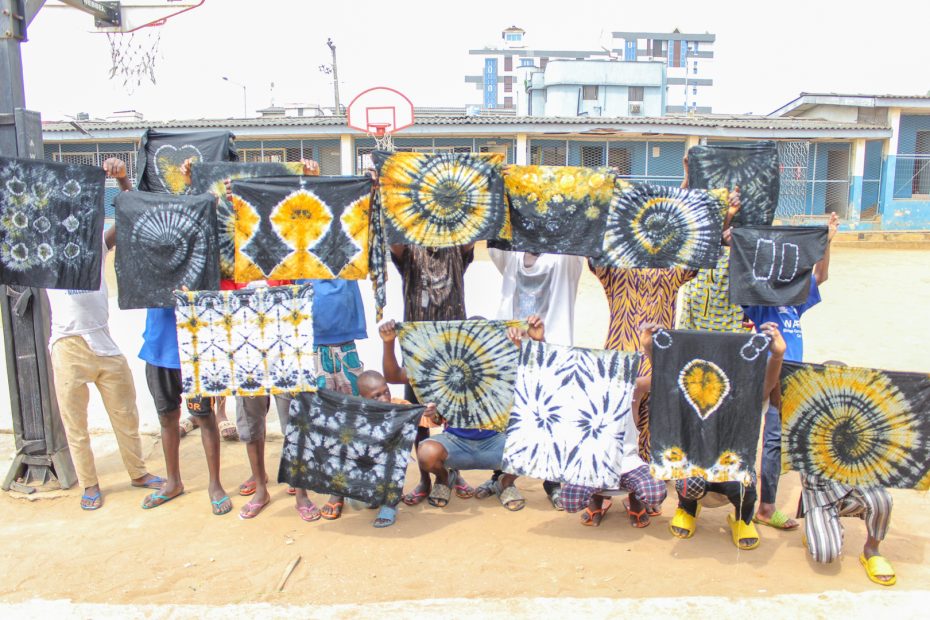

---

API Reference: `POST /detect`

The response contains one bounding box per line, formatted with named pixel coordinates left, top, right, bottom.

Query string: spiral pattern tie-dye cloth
left=0, top=156, right=104, bottom=290
left=687, top=141, right=780, bottom=226
left=174, top=284, right=316, bottom=397
left=373, top=151, right=509, bottom=247
left=780, top=361, right=930, bottom=490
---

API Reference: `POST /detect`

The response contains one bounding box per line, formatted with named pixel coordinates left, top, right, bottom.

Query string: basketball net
left=369, top=131, right=395, bottom=152
left=106, top=28, right=162, bottom=92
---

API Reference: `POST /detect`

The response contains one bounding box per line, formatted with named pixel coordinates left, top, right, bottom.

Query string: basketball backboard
left=79, top=0, right=205, bottom=33
left=346, top=87, right=415, bottom=136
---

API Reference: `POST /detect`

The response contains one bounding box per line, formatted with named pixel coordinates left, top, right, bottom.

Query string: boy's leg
left=719, top=480, right=759, bottom=547
left=620, top=464, right=668, bottom=523
left=671, top=477, right=706, bottom=538
left=142, top=364, right=184, bottom=508
left=238, top=396, right=270, bottom=518
left=757, top=404, right=798, bottom=528
left=802, top=495, right=844, bottom=564
left=189, top=395, right=230, bottom=515
left=51, top=338, right=101, bottom=508
left=845, top=487, right=893, bottom=559
left=94, top=352, right=154, bottom=484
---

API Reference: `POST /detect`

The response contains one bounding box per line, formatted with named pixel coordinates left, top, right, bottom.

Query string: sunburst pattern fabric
left=781, top=361, right=930, bottom=490
left=373, top=151, right=509, bottom=247
left=278, top=389, right=424, bottom=506
left=502, top=340, right=641, bottom=488
left=0, top=156, right=104, bottom=290
left=678, top=247, right=749, bottom=333
left=136, top=129, right=237, bottom=194
left=593, top=184, right=726, bottom=269
left=174, top=284, right=316, bottom=397
left=687, top=141, right=780, bottom=226
left=649, top=329, right=770, bottom=485
left=114, top=191, right=219, bottom=309
left=396, top=319, right=524, bottom=431
left=490, top=166, right=621, bottom=255
left=231, top=176, right=372, bottom=282
left=190, top=161, right=303, bottom=280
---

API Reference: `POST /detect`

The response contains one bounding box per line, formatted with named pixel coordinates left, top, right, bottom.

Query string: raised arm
left=813, top=212, right=839, bottom=286
left=102, top=157, right=132, bottom=192
left=379, top=320, right=407, bottom=384
left=758, top=322, right=786, bottom=400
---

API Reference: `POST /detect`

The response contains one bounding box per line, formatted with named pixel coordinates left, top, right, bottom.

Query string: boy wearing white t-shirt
left=47, top=158, right=163, bottom=510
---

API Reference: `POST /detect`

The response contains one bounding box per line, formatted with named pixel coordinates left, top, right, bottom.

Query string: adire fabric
left=0, top=156, right=104, bottom=290
left=649, top=329, right=769, bottom=485
left=190, top=161, right=303, bottom=280
left=490, top=165, right=618, bottom=256
left=373, top=151, right=509, bottom=247
left=397, top=319, right=524, bottom=431
left=136, top=129, right=237, bottom=194
left=687, top=141, right=780, bottom=226
left=781, top=361, right=930, bottom=491
left=593, top=184, right=726, bottom=270
left=502, top=340, right=641, bottom=488
left=678, top=247, right=748, bottom=333
left=232, top=175, right=372, bottom=282
left=728, top=225, right=828, bottom=306
left=174, top=284, right=316, bottom=397
left=278, top=389, right=424, bottom=506
left=114, top=191, right=219, bottom=309
left=368, top=190, right=388, bottom=321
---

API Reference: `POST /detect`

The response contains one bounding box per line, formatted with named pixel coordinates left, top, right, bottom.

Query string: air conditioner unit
left=629, top=102, right=642, bottom=115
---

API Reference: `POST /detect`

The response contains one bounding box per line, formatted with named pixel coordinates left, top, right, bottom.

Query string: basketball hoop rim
left=94, top=1, right=205, bottom=34
left=346, top=86, right=415, bottom=134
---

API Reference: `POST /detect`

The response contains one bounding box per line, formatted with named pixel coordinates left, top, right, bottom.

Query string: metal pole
left=327, top=38, right=340, bottom=113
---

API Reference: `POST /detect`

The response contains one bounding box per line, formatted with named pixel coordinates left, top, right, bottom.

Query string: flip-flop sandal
left=81, top=491, right=103, bottom=511
left=451, top=470, right=475, bottom=499
left=373, top=505, right=397, bottom=528
left=547, top=487, right=564, bottom=511
left=474, top=479, right=496, bottom=500
left=580, top=498, right=612, bottom=526
left=428, top=483, right=452, bottom=508
left=647, top=506, right=662, bottom=517
left=131, top=475, right=166, bottom=490
left=402, top=487, right=429, bottom=506
left=178, top=418, right=195, bottom=438
left=497, top=484, right=526, bottom=512
left=623, top=497, right=650, bottom=528
left=753, top=509, right=799, bottom=531
left=238, top=475, right=268, bottom=497
left=286, top=487, right=297, bottom=496
left=320, top=501, right=344, bottom=520
left=142, top=491, right=184, bottom=510
left=218, top=420, right=239, bottom=442
left=296, top=503, right=321, bottom=522
left=859, top=553, right=897, bottom=586
left=212, top=495, right=233, bottom=516
left=239, top=498, right=268, bottom=519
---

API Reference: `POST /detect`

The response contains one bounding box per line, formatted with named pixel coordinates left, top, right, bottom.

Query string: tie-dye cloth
left=174, top=284, right=316, bottom=397
left=136, top=129, right=237, bottom=194
left=373, top=151, right=509, bottom=247
left=781, top=361, right=930, bottom=490
left=592, top=184, right=726, bottom=270
left=396, top=319, right=524, bottom=431
left=502, top=340, right=641, bottom=488
left=231, top=175, right=373, bottom=282
left=649, top=329, right=770, bottom=485
left=114, top=191, right=220, bottom=309
left=0, top=156, right=104, bottom=290
left=687, top=141, right=780, bottom=226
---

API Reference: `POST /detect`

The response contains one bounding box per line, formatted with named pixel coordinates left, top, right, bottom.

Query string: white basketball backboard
left=346, top=87, right=415, bottom=136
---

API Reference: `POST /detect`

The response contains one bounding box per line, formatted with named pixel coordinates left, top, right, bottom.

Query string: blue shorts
left=425, top=432, right=505, bottom=471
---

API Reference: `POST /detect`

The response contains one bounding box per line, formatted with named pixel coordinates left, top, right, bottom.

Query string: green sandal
left=753, top=509, right=799, bottom=530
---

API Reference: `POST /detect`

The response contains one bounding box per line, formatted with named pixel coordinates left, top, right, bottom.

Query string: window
left=520, top=58, right=534, bottom=67
left=504, top=56, right=512, bottom=71
left=693, top=61, right=698, bottom=74
left=504, top=96, right=513, bottom=108
left=505, top=32, right=522, bottom=42
left=608, top=147, right=631, bottom=176
left=629, top=86, right=644, bottom=102
left=650, top=39, right=665, bottom=57
left=530, top=145, right=566, bottom=165
left=581, top=145, right=604, bottom=167
left=692, top=86, right=697, bottom=95
left=240, top=147, right=286, bottom=163
left=540, top=57, right=549, bottom=69
left=582, top=85, right=598, bottom=100
left=504, top=77, right=513, bottom=93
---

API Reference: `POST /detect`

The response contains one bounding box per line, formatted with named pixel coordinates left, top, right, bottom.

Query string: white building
left=528, top=60, right=666, bottom=117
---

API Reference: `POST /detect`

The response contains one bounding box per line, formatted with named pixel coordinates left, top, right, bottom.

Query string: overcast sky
left=19, top=0, right=930, bottom=122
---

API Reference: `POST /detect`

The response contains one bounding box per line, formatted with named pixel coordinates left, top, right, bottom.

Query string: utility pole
left=319, top=37, right=340, bottom=114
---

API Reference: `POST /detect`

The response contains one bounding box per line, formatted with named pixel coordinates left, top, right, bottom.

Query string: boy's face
left=360, top=380, right=391, bottom=403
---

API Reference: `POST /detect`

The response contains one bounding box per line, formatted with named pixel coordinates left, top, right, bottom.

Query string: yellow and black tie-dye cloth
left=397, top=319, right=524, bottom=431
left=781, top=361, right=930, bottom=491
left=231, top=175, right=373, bottom=282
left=136, top=129, right=237, bottom=195
left=649, top=329, right=770, bottom=485
left=491, top=165, right=620, bottom=256
left=373, top=151, right=509, bottom=247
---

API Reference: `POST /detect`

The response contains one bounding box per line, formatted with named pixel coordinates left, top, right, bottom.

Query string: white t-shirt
left=47, top=251, right=121, bottom=357
left=619, top=409, right=647, bottom=475
left=489, top=249, right=584, bottom=347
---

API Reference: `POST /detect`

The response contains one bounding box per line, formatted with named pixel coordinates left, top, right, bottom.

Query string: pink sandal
left=296, top=503, right=321, bottom=522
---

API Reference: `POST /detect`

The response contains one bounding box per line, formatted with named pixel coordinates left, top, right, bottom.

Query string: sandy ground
left=0, top=246, right=929, bottom=614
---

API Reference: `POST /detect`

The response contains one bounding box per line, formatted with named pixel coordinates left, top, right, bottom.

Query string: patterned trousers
left=561, top=465, right=667, bottom=513
left=676, top=477, right=757, bottom=525
left=800, top=477, right=893, bottom=564
left=313, top=342, right=363, bottom=396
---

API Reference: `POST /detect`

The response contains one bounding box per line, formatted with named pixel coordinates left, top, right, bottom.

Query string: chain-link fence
left=892, top=155, right=930, bottom=199
left=528, top=139, right=686, bottom=187
left=861, top=140, right=883, bottom=220
left=776, top=141, right=810, bottom=218
left=354, top=137, right=516, bottom=173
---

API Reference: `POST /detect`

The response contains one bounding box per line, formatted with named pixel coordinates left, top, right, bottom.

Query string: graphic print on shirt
left=0, top=157, right=104, bottom=290
left=687, top=141, right=780, bottom=226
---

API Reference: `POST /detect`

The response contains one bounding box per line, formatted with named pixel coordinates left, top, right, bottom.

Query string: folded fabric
left=397, top=319, right=524, bottom=431
left=502, top=340, right=641, bottom=488
left=593, top=183, right=726, bottom=269
left=0, top=156, right=104, bottom=290
left=687, top=141, right=780, bottom=226
left=175, top=284, right=316, bottom=397
left=649, top=329, right=769, bottom=485
left=190, top=161, right=303, bottom=280
left=278, top=389, right=424, bottom=506
left=368, top=190, right=388, bottom=321
left=136, top=129, right=237, bottom=194
left=373, top=151, right=509, bottom=247
left=729, top=225, right=828, bottom=306
left=490, top=165, right=618, bottom=256
left=678, top=247, right=747, bottom=332
left=781, top=361, right=930, bottom=490
left=114, top=191, right=219, bottom=309
left=232, top=175, right=372, bottom=282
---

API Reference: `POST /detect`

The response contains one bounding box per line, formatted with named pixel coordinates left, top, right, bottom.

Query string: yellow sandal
left=727, top=514, right=760, bottom=550
left=669, top=507, right=697, bottom=539
left=859, top=554, right=897, bottom=586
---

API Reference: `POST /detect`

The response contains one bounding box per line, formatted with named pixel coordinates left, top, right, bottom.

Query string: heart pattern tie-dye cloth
left=278, top=389, right=424, bottom=506
left=0, top=156, right=104, bottom=290
left=373, top=151, right=509, bottom=247
left=114, top=191, right=220, bottom=309
left=649, top=329, right=770, bottom=485
left=780, top=361, right=930, bottom=490
left=687, top=141, right=780, bottom=226
left=174, top=284, right=316, bottom=397
left=136, top=129, right=237, bottom=194
left=502, top=340, right=641, bottom=488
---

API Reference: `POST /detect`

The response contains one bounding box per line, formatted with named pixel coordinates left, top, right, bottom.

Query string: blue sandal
left=132, top=475, right=166, bottom=490
left=212, top=495, right=233, bottom=516
left=373, top=505, right=397, bottom=528
left=141, top=491, right=184, bottom=510
left=81, top=491, right=102, bottom=511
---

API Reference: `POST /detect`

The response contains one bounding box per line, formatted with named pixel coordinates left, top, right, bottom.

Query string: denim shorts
left=425, top=432, right=505, bottom=471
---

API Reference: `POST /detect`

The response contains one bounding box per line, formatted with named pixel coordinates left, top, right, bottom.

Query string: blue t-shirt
left=743, top=278, right=821, bottom=362
left=445, top=428, right=499, bottom=440
left=296, top=279, right=367, bottom=345
left=139, top=307, right=180, bottom=369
